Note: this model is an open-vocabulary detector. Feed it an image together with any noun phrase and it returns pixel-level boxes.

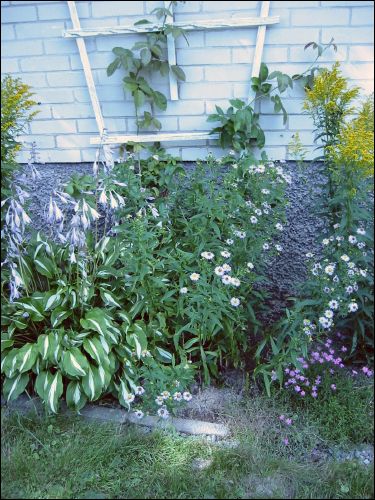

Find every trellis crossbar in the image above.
[64,1,279,149]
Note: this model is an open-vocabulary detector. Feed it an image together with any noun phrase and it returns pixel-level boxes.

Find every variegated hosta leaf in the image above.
[1,336,14,352]
[1,349,19,377]
[44,292,62,311]
[37,332,58,362]
[16,343,39,373]
[13,300,44,322]
[50,307,72,328]
[66,380,87,411]
[46,371,63,413]
[3,373,29,401]
[100,290,122,308]
[62,348,89,378]
[98,364,111,390]
[83,337,109,367]
[81,365,104,401]
[34,370,50,400]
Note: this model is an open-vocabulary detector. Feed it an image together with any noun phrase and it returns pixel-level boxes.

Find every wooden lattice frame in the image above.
[63,1,279,148]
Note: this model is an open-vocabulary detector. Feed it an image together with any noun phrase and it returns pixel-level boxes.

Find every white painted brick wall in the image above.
[1,0,374,162]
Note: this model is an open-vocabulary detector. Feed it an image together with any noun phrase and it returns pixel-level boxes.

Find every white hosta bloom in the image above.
[89,205,100,220]
[183,391,192,401]
[226,239,234,245]
[322,239,330,246]
[222,275,232,285]
[215,266,225,276]
[98,190,107,205]
[348,235,357,244]
[324,310,334,319]
[230,277,241,287]
[221,251,231,258]
[230,297,241,307]
[357,228,366,235]
[325,265,335,276]
[157,407,170,419]
[180,287,188,294]
[173,392,183,402]
[69,251,77,264]
[329,300,339,310]
[275,223,284,231]
[190,273,200,282]
[222,263,231,273]
[247,262,254,270]
[201,251,215,260]
[135,386,145,395]
[250,216,258,224]
[109,192,118,209]
[340,254,350,262]
[263,243,270,250]
[134,410,144,419]
[348,302,358,313]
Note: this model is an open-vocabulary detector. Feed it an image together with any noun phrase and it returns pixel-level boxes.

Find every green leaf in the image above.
[133,89,145,108]
[82,365,103,401]
[107,58,121,77]
[259,62,269,82]
[62,348,89,378]
[83,337,108,366]
[46,371,63,413]
[171,65,186,81]
[229,99,245,109]
[152,90,167,111]
[3,373,29,402]
[37,332,57,362]
[134,19,152,26]
[155,346,173,363]
[16,343,38,373]
[66,380,87,411]
[34,256,55,279]
[51,307,71,328]
[140,48,152,65]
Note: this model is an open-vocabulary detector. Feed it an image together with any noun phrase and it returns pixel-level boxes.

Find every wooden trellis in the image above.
[63,1,279,148]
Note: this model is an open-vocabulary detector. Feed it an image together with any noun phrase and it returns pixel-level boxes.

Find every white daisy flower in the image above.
[201,251,215,260]
[155,396,164,406]
[222,274,232,285]
[215,266,225,276]
[359,269,367,277]
[133,410,144,419]
[329,300,339,310]
[348,235,357,244]
[161,391,170,400]
[256,164,265,173]
[247,262,254,270]
[340,254,350,262]
[275,223,283,231]
[323,286,331,293]
[254,209,262,216]
[190,273,200,282]
[183,391,193,401]
[226,239,234,245]
[263,243,270,250]
[319,317,332,329]
[303,319,311,326]
[324,265,335,276]
[180,287,188,294]
[135,386,145,395]
[250,216,258,224]
[275,244,283,252]
[346,286,354,294]
[348,302,358,313]
[222,263,232,273]
[322,239,330,246]
[357,242,366,249]
[333,275,340,283]
[230,277,241,287]
[306,252,314,258]
[324,310,334,319]
[157,407,170,419]
[221,251,231,258]
[173,392,183,402]
[357,228,366,235]
[125,393,135,404]
[230,297,241,307]
[262,189,270,195]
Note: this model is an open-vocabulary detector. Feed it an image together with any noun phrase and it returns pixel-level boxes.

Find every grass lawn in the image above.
[1,372,374,499]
